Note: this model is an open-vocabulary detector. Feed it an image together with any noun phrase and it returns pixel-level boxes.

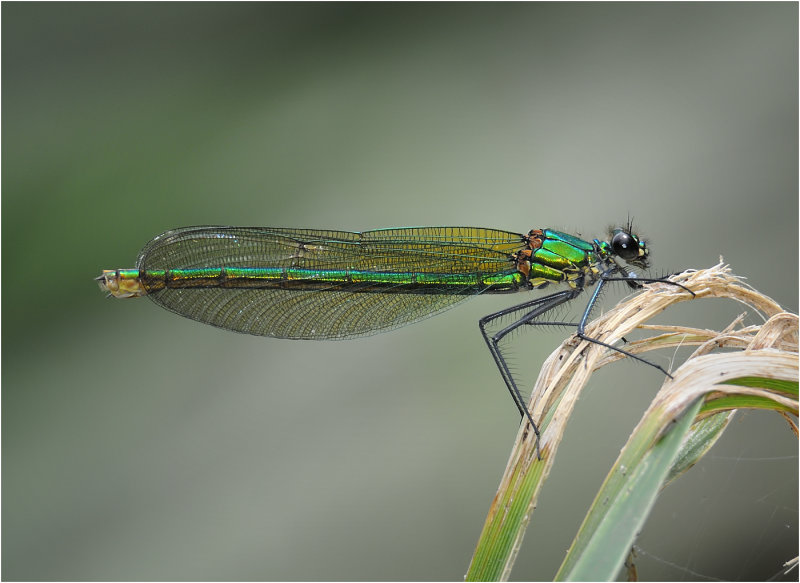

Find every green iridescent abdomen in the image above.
[123,267,527,295]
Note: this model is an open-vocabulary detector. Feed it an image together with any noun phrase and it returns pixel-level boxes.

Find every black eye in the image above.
[611,231,639,261]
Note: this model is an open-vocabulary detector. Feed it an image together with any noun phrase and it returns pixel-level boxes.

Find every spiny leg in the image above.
[572,273,695,377]
[602,273,695,295]
[479,289,581,459]
[510,272,695,442]
[479,273,693,458]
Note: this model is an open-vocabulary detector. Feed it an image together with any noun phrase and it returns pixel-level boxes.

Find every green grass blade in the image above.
[666,410,733,484]
[556,398,705,581]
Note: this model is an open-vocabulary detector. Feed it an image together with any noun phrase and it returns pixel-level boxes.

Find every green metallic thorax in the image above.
[522,229,601,289]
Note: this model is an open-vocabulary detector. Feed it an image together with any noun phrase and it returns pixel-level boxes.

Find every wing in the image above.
[137,226,526,339]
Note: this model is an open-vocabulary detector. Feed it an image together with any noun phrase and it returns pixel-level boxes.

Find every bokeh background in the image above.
[3,3,797,581]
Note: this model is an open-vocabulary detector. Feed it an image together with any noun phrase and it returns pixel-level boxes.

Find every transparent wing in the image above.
[137,226,526,339]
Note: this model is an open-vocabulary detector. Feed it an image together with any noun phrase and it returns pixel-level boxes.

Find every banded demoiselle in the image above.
[98,225,684,457]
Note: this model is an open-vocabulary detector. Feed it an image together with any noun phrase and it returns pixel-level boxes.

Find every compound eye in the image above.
[611,231,639,261]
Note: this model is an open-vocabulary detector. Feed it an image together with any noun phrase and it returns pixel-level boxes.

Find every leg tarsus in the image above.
[479,289,581,460]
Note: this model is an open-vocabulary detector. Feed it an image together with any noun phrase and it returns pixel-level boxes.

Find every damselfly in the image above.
[98,224,687,456]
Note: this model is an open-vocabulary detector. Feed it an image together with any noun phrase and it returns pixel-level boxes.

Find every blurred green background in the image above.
[3,3,797,581]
